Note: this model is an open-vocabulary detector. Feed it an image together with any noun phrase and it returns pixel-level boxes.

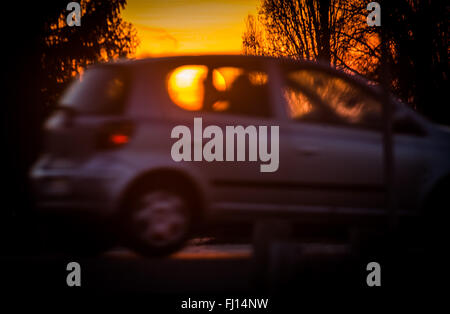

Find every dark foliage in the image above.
[243,0,449,125]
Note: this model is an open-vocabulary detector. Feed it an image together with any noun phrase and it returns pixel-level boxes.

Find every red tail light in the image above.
[109,133,130,145]
[97,120,135,149]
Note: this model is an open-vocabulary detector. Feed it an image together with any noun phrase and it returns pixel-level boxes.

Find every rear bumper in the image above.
[30,155,125,219]
[31,175,115,216]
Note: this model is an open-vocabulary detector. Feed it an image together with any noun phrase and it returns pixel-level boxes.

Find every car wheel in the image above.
[123,183,192,257]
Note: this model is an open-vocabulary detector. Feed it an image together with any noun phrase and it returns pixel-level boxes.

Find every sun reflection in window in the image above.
[167,65,227,111]
[167,65,208,111]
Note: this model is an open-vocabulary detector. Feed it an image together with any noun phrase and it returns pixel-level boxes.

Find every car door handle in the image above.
[296,146,319,156]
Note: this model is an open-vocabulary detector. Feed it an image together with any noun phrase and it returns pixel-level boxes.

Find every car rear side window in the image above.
[166,64,272,118]
[59,67,128,115]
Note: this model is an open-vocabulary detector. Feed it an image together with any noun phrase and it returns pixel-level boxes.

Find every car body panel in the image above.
[30,55,450,231]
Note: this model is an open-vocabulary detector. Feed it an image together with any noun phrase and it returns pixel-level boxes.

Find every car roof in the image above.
[91,54,383,97]
[92,54,328,69]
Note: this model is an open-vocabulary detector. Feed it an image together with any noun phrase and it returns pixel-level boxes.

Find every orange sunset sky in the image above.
[122,0,259,57]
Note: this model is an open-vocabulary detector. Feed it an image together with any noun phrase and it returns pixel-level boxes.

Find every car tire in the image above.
[121,180,193,257]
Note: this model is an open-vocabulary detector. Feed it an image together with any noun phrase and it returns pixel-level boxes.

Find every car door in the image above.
[163,59,291,210]
[280,66,385,213]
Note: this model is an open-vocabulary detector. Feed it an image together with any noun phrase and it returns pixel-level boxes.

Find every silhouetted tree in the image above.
[380,0,448,124]
[242,0,380,78]
[41,0,139,108]
[242,15,267,57]
[243,0,449,125]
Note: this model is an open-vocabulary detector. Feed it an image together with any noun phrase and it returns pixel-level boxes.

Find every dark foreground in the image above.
[1,234,441,311]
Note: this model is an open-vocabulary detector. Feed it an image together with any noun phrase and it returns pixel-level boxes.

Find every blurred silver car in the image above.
[30,55,450,256]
